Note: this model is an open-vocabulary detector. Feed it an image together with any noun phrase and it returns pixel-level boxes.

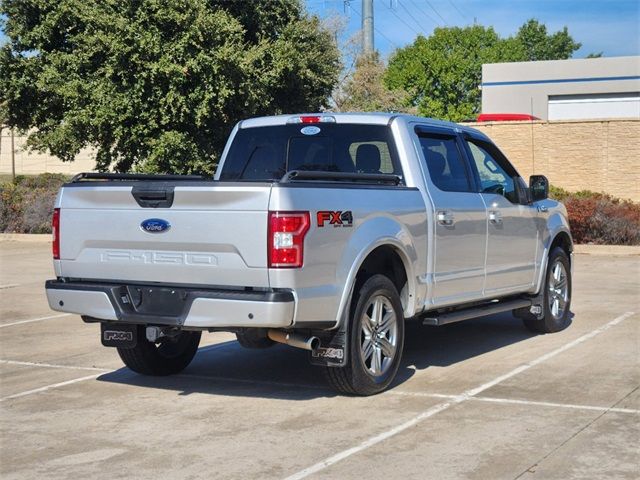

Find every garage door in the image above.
[548,92,640,120]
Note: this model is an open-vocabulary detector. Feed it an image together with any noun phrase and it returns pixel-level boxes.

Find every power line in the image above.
[448,0,468,21]
[397,1,431,34]
[379,1,421,36]
[407,0,441,26]
[425,0,447,25]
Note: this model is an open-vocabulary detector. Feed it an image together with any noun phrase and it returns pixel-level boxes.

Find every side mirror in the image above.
[529,175,549,201]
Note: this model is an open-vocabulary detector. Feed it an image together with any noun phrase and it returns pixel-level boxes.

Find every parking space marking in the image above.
[283,311,636,480]
[0,359,109,372]
[0,373,101,402]
[389,391,639,415]
[0,313,71,328]
[0,284,20,290]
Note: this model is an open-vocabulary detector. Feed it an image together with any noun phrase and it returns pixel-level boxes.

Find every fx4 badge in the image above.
[317,211,353,228]
[103,330,133,342]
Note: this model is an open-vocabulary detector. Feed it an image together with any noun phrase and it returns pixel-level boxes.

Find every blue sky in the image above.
[306,0,640,58]
[1,1,638,58]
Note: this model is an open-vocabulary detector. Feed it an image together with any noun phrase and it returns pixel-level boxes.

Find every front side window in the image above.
[418,134,473,193]
[465,140,519,203]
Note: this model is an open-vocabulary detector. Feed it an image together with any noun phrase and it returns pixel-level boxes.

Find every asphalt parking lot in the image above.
[0,238,638,479]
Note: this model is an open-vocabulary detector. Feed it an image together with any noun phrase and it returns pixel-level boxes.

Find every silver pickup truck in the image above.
[45,113,573,395]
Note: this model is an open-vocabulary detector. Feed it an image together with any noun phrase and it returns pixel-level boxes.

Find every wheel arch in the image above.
[336,238,417,326]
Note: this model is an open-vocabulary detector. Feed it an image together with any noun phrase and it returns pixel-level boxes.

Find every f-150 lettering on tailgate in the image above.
[100,250,218,266]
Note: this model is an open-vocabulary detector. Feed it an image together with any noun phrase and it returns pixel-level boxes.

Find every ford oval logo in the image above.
[140,218,171,234]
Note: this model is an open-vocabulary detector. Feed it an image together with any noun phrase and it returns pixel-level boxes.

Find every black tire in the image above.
[117,327,201,376]
[324,274,405,396]
[235,328,275,349]
[523,247,572,334]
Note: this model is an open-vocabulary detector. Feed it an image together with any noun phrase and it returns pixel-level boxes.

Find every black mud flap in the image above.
[101,323,138,349]
[309,326,348,368]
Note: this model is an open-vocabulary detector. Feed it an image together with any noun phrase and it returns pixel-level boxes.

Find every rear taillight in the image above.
[52,208,60,259]
[268,211,310,268]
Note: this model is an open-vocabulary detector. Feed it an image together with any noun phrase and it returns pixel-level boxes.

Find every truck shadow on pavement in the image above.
[97,311,570,400]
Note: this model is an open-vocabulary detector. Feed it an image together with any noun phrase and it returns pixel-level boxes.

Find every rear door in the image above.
[58,182,272,288]
[462,136,539,294]
[415,126,487,307]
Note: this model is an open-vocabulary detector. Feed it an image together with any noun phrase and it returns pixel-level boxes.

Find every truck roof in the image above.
[239,112,489,140]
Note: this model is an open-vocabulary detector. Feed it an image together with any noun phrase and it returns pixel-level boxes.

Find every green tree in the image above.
[515,19,581,61]
[385,25,509,121]
[385,20,582,122]
[0,0,340,174]
[334,52,411,113]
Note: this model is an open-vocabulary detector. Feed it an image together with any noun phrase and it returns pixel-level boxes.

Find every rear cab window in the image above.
[219,124,402,181]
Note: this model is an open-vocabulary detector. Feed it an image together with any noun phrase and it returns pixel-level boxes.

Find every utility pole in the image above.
[362,0,374,54]
[10,128,15,182]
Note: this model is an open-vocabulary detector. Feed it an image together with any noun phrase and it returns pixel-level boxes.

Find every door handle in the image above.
[437,211,455,226]
[489,211,502,225]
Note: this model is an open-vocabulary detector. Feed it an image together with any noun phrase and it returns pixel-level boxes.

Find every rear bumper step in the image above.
[422,298,532,326]
[45,280,295,328]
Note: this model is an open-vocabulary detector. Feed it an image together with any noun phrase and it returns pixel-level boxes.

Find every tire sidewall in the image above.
[348,275,405,393]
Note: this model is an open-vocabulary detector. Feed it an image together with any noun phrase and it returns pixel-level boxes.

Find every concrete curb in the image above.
[0,233,51,242]
[573,245,640,256]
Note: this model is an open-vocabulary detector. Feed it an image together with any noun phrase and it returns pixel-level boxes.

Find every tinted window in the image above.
[220,124,401,181]
[465,140,518,203]
[418,135,472,192]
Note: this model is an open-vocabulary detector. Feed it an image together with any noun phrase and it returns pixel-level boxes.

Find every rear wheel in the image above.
[117,328,201,376]
[523,247,572,333]
[324,275,404,395]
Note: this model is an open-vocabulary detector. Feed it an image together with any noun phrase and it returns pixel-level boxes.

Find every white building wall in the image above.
[482,56,640,120]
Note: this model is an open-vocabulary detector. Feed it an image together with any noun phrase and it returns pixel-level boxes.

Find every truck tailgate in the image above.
[57,183,271,288]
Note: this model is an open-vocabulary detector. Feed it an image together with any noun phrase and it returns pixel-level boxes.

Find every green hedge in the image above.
[1,174,639,245]
[0,174,70,233]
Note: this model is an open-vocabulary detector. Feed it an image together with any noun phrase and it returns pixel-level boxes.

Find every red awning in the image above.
[477,113,540,122]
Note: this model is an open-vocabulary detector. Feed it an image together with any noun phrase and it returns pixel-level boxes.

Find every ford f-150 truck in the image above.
[45,113,573,395]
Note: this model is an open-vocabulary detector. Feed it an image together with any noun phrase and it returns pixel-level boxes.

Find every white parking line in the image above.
[0,374,101,402]
[0,284,20,290]
[0,313,71,328]
[0,359,109,372]
[389,391,640,415]
[470,395,640,415]
[283,311,636,480]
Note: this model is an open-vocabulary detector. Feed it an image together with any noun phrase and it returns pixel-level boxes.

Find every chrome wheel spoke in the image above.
[372,298,383,325]
[362,316,374,337]
[378,311,394,334]
[378,337,395,358]
[371,347,382,375]
[361,338,374,362]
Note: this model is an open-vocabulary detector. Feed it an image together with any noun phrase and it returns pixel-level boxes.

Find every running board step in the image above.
[422,299,532,326]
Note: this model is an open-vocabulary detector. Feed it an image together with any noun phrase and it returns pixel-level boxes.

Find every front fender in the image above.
[335,215,420,326]
[534,203,573,293]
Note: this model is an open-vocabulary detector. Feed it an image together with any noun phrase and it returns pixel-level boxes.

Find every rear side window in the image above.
[219,124,401,181]
[418,134,473,192]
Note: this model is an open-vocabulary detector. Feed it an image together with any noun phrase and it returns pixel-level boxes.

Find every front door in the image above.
[416,128,487,307]
[463,137,539,295]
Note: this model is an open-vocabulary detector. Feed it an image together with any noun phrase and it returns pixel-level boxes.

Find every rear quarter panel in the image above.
[268,185,427,326]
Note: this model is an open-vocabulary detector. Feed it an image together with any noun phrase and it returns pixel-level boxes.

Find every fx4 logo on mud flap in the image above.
[317,211,353,228]
[103,330,133,342]
[312,347,344,360]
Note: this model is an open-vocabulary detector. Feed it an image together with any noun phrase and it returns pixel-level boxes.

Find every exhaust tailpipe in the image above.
[268,330,320,351]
